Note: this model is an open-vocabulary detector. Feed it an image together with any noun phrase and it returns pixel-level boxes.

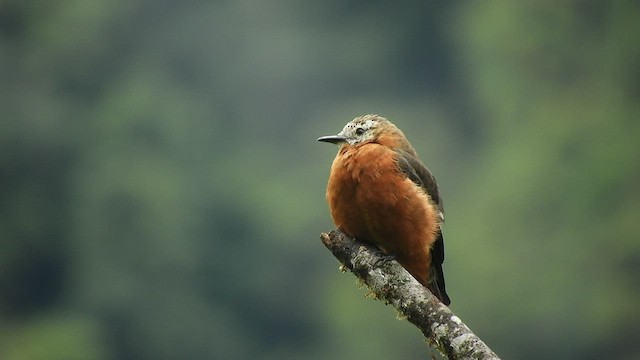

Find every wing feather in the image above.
[395,149,450,305]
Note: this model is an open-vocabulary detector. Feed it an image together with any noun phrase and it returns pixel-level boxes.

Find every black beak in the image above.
[317,135,347,144]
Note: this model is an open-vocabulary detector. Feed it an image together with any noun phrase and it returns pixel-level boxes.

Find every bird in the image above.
[318,114,450,305]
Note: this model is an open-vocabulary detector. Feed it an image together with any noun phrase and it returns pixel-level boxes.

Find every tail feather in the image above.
[429,231,450,305]
[429,262,450,305]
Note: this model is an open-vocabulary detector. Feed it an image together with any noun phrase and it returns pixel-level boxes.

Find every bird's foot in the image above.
[373,253,397,267]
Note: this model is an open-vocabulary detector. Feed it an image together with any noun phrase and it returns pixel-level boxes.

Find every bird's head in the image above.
[317,114,401,147]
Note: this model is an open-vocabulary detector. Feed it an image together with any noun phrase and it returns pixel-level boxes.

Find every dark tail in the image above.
[429,231,450,305]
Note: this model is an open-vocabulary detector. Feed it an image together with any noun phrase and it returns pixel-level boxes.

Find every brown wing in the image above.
[396,150,450,305]
[395,150,444,216]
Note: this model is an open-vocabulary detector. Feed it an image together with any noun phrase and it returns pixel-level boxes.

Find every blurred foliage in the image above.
[1,1,638,359]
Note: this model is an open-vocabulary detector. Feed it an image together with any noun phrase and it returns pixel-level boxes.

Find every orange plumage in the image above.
[318,114,450,305]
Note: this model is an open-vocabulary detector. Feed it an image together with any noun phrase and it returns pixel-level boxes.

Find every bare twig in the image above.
[320,230,500,360]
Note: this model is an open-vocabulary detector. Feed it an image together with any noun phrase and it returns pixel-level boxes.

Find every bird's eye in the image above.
[355,127,365,135]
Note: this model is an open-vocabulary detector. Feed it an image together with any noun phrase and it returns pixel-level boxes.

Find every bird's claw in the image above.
[373,253,396,267]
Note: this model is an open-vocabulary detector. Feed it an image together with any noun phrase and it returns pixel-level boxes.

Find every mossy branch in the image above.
[320,230,500,360]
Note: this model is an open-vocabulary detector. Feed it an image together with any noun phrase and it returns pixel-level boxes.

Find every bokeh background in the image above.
[1,1,639,359]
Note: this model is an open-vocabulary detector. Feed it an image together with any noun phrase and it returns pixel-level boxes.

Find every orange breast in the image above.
[326,143,439,286]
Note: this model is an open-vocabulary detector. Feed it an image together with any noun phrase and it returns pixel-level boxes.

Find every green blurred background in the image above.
[1,1,638,359]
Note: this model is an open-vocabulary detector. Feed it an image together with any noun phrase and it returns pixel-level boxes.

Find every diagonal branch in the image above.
[320,230,500,360]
